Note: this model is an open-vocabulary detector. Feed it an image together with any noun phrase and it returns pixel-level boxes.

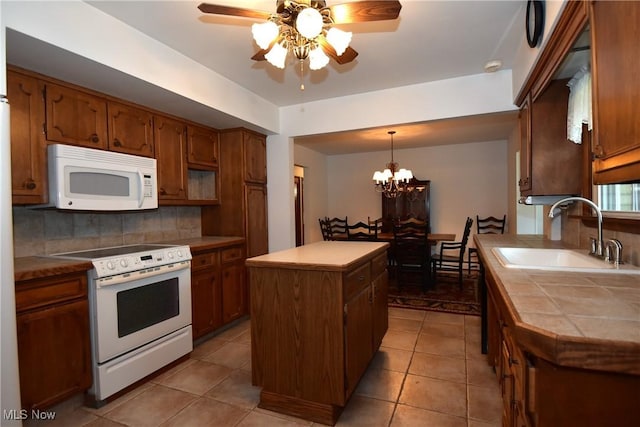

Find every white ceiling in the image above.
[6,0,526,154]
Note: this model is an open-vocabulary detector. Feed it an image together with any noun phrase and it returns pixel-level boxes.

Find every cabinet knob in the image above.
[91,134,100,143]
[25,180,36,190]
[159,188,166,195]
[113,138,121,147]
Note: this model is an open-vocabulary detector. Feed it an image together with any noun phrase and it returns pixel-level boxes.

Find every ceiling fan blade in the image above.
[197,3,272,20]
[251,49,268,61]
[317,36,359,64]
[328,0,402,24]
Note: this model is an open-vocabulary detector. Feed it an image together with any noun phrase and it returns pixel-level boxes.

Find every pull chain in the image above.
[299,59,305,91]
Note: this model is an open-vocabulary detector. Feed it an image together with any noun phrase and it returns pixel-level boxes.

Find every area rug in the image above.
[388,272,480,316]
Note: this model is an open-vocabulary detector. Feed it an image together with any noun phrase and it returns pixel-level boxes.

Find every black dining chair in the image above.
[393,219,430,290]
[467,215,506,273]
[327,216,348,240]
[347,220,374,241]
[318,217,332,241]
[431,217,473,290]
[368,216,383,239]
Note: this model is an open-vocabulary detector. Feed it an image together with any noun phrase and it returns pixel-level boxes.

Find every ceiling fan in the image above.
[197,1,402,71]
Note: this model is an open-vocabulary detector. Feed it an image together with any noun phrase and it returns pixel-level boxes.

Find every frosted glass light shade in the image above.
[252,21,279,49]
[296,7,323,39]
[265,43,287,68]
[326,27,352,56]
[309,47,330,70]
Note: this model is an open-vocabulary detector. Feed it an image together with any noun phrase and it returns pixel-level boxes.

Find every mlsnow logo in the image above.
[3,409,56,420]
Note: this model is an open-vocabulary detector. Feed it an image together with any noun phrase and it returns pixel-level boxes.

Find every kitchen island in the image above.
[246,241,389,425]
[476,234,640,427]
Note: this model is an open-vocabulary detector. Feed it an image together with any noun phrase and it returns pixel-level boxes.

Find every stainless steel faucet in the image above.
[605,239,623,266]
[548,196,604,258]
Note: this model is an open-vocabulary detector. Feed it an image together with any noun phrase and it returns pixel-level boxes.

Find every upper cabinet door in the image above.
[44,83,107,150]
[243,132,267,184]
[187,124,219,169]
[155,115,188,200]
[7,71,47,204]
[591,1,640,184]
[107,101,154,157]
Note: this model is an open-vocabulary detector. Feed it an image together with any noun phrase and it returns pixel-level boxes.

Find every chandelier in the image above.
[251,1,353,71]
[373,131,417,199]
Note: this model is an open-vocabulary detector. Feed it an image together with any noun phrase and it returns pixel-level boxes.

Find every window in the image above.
[597,183,640,218]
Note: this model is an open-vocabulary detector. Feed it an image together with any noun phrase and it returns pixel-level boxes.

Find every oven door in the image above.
[92,261,191,363]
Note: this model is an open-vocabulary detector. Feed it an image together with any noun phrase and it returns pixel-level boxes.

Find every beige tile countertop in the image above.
[476,234,640,374]
[246,241,389,271]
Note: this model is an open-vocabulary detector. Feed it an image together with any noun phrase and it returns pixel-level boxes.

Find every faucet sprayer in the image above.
[548,196,604,257]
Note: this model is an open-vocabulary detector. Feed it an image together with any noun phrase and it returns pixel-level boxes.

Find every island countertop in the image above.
[245,241,389,271]
[476,234,640,374]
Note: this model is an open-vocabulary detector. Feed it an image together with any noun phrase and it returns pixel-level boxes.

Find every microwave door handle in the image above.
[137,170,145,208]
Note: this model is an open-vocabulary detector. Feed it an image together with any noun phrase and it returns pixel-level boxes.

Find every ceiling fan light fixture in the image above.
[326,27,352,56]
[252,21,279,49]
[265,42,288,68]
[309,46,330,70]
[296,7,324,39]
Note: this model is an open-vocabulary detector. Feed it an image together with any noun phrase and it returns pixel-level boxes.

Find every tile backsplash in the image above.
[553,205,640,266]
[12,206,202,258]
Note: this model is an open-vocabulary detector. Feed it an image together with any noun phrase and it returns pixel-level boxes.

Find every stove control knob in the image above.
[106,261,115,270]
[120,259,128,268]
[177,250,184,258]
[167,252,174,259]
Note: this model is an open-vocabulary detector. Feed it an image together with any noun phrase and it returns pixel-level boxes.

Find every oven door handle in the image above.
[95,261,190,287]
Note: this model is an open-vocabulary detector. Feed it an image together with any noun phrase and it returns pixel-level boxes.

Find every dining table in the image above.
[332,232,456,287]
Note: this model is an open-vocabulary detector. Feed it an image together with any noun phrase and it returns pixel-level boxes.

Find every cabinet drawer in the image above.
[16,273,87,313]
[371,252,388,277]
[191,251,219,272]
[344,263,370,301]
[221,246,244,263]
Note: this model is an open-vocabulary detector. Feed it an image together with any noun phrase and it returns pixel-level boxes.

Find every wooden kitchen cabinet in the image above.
[187,124,219,169]
[221,246,247,324]
[155,115,188,201]
[190,243,247,340]
[7,69,48,204]
[107,101,154,157]
[242,131,267,183]
[590,1,640,184]
[247,242,389,425]
[485,264,639,427]
[190,251,222,339]
[202,128,268,257]
[15,271,92,410]
[521,79,583,197]
[44,82,108,149]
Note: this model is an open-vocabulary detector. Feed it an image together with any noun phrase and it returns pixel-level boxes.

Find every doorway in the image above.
[294,166,305,247]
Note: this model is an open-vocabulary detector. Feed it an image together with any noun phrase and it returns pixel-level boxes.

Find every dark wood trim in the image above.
[515,0,589,106]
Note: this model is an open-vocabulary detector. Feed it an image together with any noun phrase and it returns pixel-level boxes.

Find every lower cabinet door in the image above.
[17,299,92,409]
[344,285,373,398]
[222,261,247,324]
[191,269,221,339]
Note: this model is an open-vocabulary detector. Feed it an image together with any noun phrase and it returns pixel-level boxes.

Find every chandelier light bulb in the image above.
[252,21,279,49]
[326,27,352,56]
[309,46,330,70]
[296,7,323,40]
[265,42,288,69]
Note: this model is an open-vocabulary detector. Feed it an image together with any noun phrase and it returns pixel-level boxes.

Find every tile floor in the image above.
[26,308,502,427]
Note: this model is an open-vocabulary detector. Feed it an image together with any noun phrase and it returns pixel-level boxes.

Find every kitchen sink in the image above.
[491,247,640,274]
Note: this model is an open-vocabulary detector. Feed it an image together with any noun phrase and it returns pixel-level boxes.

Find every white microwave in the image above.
[41,144,158,211]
